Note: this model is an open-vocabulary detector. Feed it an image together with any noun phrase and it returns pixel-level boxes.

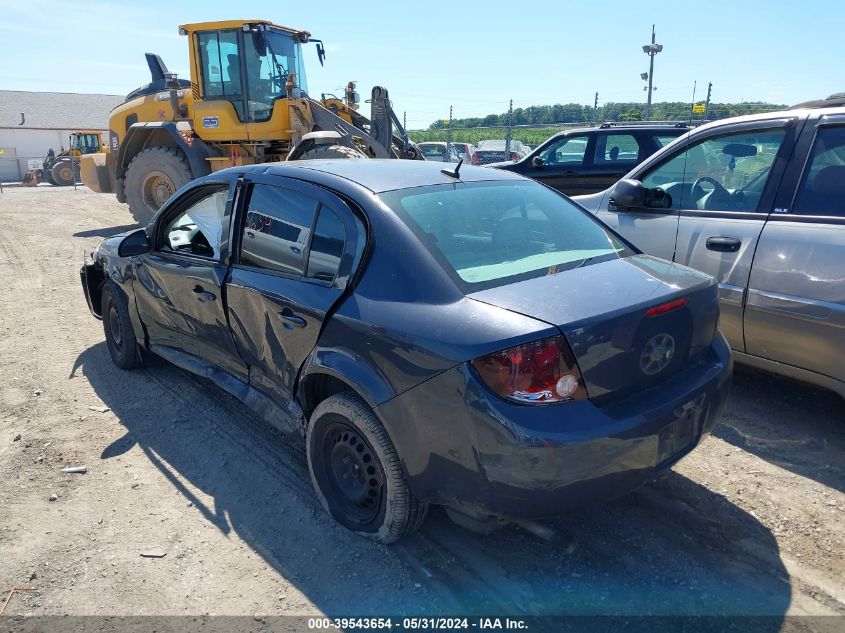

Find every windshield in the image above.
[243,28,308,121]
[379,181,633,291]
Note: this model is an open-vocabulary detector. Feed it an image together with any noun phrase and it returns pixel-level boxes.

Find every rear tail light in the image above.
[471,335,587,404]
[471,154,481,165]
[646,297,687,317]
[509,152,520,161]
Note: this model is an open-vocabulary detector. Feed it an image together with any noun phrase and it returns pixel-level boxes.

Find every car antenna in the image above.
[441,158,463,180]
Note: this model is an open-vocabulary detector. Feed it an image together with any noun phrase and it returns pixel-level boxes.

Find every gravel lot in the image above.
[1,186,843,621]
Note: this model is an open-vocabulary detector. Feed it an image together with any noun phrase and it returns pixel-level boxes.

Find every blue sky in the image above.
[0,0,838,128]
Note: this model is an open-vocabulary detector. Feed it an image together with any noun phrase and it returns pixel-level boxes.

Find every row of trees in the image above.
[425,101,787,130]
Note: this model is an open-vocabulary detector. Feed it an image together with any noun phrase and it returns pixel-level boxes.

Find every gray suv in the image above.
[575,96,845,398]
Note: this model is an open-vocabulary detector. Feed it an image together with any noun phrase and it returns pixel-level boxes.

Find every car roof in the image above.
[547,123,687,138]
[238,159,526,193]
[686,106,845,137]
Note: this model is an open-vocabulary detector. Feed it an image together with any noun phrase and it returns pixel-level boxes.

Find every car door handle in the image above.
[277,308,306,329]
[290,246,301,254]
[706,237,741,253]
[192,285,216,302]
[246,230,255,238]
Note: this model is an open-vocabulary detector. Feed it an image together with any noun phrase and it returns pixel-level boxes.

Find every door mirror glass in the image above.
[118,229,150,257]
[610,179,645,208]
[532,156,543,168]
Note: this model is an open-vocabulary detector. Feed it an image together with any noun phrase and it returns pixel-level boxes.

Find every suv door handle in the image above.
[706,237,741,253]
[192,285,216,302]
[277,307,306,329]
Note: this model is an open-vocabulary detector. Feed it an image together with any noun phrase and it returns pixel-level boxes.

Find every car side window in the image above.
[640,128,787,211]
[540,136,588,166]
[307,207,346,282]
[594,133,640,165]
[161,188,228,260]
[240,184,319,275]
[792,126,845,217]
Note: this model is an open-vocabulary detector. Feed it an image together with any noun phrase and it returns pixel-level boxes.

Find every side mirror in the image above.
[118,229,150,257]
[610,179,645,208]
[532,156,543,168]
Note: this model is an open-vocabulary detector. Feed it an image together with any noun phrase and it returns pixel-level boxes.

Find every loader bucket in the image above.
[79,153,114,193]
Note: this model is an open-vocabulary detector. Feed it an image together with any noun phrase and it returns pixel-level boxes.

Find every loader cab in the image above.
[185,20,310,134]
[70,132,103,155]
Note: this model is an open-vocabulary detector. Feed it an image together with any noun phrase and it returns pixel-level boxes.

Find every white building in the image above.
[0,90,123,181]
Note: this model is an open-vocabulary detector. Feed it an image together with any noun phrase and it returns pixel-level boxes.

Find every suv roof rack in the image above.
[599,122,615,128]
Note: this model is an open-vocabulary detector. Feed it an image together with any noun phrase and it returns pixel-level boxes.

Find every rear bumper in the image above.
[376,334,732,519]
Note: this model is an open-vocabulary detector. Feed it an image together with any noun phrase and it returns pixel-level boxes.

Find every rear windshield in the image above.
[379,181,634,291]
[419,145,446,157]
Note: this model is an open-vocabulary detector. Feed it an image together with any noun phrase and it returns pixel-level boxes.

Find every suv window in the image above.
[653,134,680,148]
[540,135,588,166]
[641,128,787,211]
[594,133,640,164]
[793,126,845,217]
[240,184,319,275]
[162,188,228,259]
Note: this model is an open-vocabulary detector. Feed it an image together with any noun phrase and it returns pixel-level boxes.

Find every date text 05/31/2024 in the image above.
[307,617,528,630]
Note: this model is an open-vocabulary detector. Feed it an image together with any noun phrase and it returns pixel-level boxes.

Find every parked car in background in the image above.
[451,142,476,163]
[81,160,731,543]
[472,139,530,164]
[492,123,688,196]
[575,96,845,398]
[418,142,461,163]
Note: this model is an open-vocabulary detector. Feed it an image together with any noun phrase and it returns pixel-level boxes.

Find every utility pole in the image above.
[689,81,697,125]
[505,99,513,156]
[704,82,713,120]
[592,92,599,125]
[403,111,407,131]
[446,105,452,151]
[642,25,663,120]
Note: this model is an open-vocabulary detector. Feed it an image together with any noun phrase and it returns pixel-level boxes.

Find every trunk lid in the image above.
[468,255,720,402]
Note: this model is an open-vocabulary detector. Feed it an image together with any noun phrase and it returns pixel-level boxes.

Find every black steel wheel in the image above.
[319,419,386,525]
[101,281,143,370]
[307,393,427,543]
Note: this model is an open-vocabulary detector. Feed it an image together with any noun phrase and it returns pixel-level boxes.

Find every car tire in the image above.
[307,392,427,543]
[50,160,76,186]
[125,147,193,225]
[101,281,143,370]
[296,144,367,160]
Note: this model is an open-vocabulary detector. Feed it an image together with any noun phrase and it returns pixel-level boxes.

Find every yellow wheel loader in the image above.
[43,131,105,186]
[80,19,421,224]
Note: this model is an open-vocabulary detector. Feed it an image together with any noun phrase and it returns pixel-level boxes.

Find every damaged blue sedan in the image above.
[81,160,731,543]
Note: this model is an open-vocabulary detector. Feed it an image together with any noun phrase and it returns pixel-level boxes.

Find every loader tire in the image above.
[125,147,193,225]
[296,144,367,160]
[51,160,76,187]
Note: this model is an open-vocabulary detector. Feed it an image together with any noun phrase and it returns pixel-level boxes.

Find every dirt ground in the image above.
[1,186,843,621]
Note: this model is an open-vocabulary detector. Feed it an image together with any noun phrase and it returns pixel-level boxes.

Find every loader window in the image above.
[198,30,246,120]
[242,28,308,123]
